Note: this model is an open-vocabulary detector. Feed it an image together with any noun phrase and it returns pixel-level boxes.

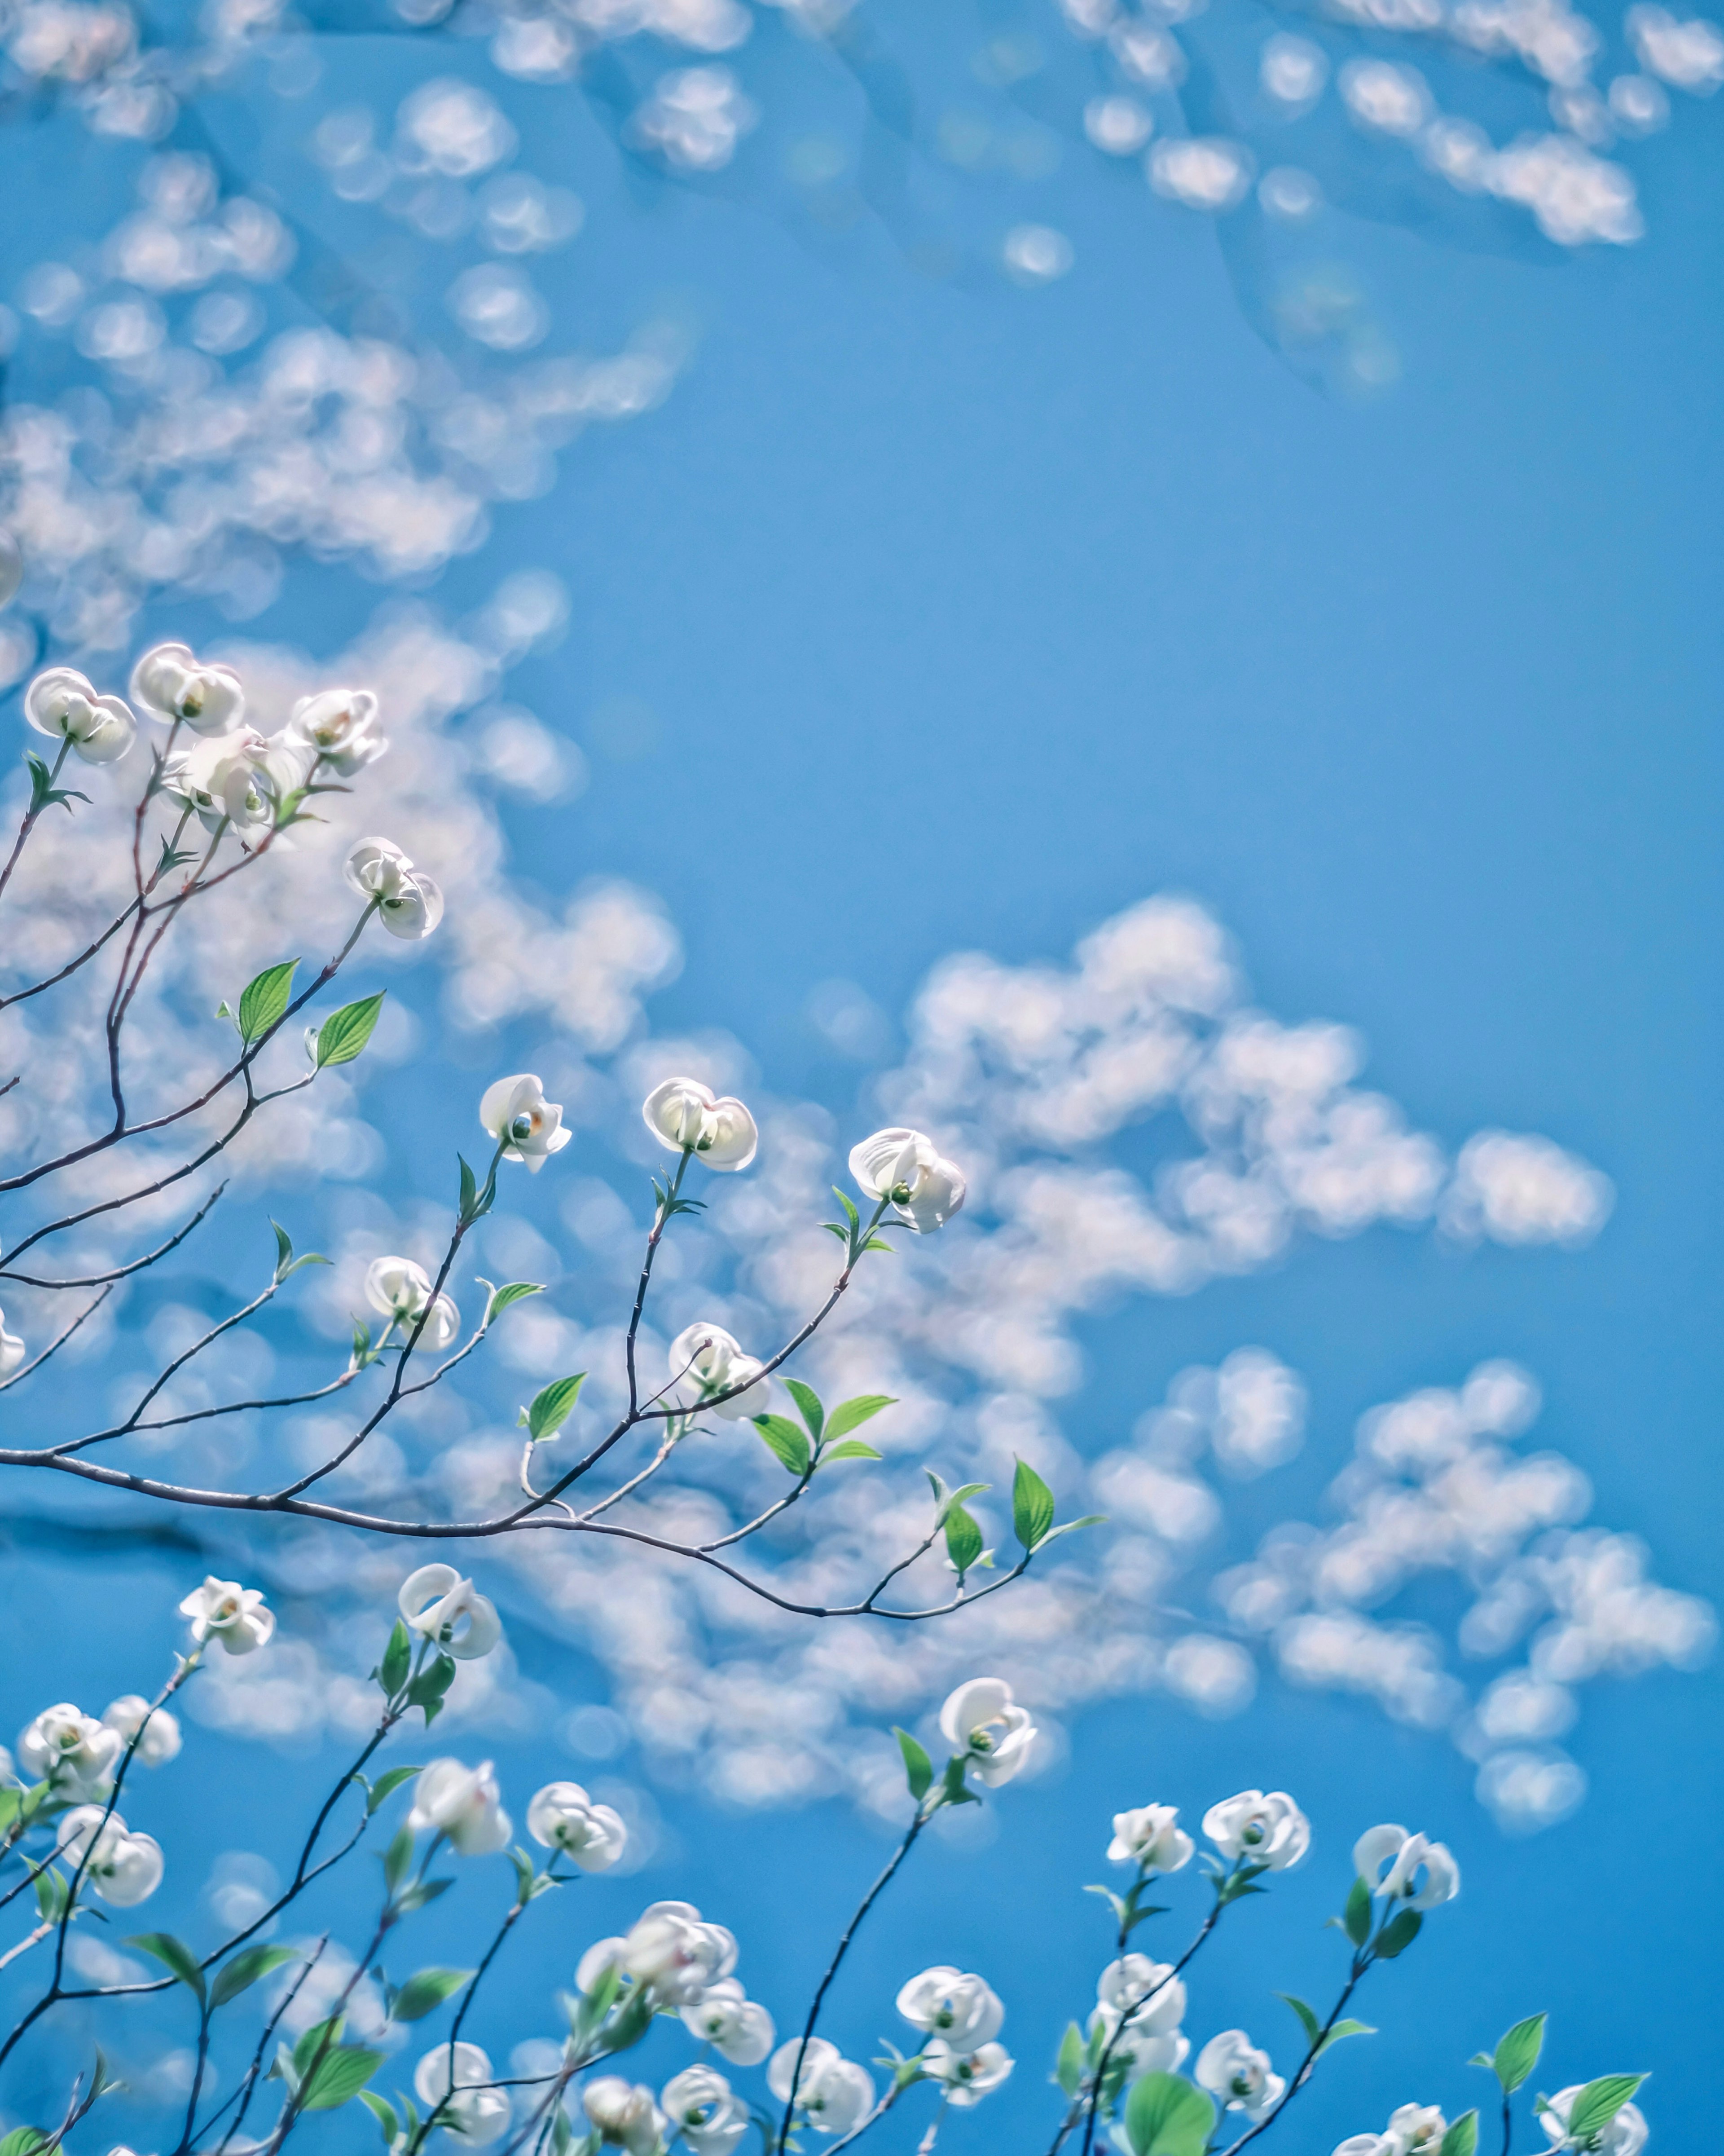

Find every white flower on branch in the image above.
[895,1966,1005,2050]
[129,641,246,736]
[398,1564,503,1660]
[1352,1825,1461,1910]
[178,1576,275,1655]
[661,2066,749,2156]
[1201,1789,1311,1869]
[938,1677,1038,1786]
[161,727,277,833]
[1107,1803,1194,1873]
[1335,2104,1452,2156]
[1087,2008,1187,2077]
[923,2038,1013,2106]
[364,1257,461,1349]
[525,1780,628,1869]
[17,1703,122,1796]
[101,1695,182,1766]
[1196,2031,1285,2123]
[669,1321,769,1420]
[642,1076,759,1170]
[55,1804,164,1905]
[1540,2086,1649,2155]
[617,1899,738,2005]
[766,2039,874,2134]
[407,1757,512,1855]
[0,1310,24,1377]
[582,2077,664,2154]
[848,1127,966,1233]
[343,835,446,940]
[480,1071,572,1173]
[1095,1954,1187,2033]
[23,666,136,765]
[680,1977,775,2064]
[413,2040,511,2144]
[285,686,389,775]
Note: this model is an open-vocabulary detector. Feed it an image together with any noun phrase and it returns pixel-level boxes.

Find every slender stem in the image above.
[0,737,71,904]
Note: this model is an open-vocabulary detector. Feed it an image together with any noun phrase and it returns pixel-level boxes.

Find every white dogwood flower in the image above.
[1086,2010,1187,2078]
[681,1978,775,2064]
[101,1697,182,1767]
[1095,1955,1186,2034]
[398,1565,502,1660]
[767,2040,874,2135]
[923,2039,1013,2107]
[1353,1826,1461,1910]
[582,2079,662,2154]
[1108,1804,1195,1873]
[526,1782,628,1871]
[343,836,445,939]
[848,1127,966,1232]
[179,1577,275,1655]
[616,1900,737,2006]
[479,1072,571,1173]
[364,1257,460,1349]
[1202,1790,1311,1869]
[1384,2104,1450,2153]
[24,666,136,764]
[895,1967,1005,2050]
[407,1759,512,1856]
[1196,2032,1285,2123]
[286,687,388,775]
[1540,2087,1648,2155]
[56,1806,164,1906]
[661,2065,749,2156]
[17,1705,122,1796]
[414,2041,511,2144]
[938,1677,1038,1786]
[642,1076,758,1170]
[160,727,277,833]
[129,642,245,734]
[0,1311,24,1377]
[669,1321,769,1420]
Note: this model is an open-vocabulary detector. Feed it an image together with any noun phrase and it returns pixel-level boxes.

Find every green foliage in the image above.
[33,1869,68,1923]
[270,1221,327,1284]
[1439,2113,1479,2156]
[313,992,385,1068]
[126,1932,205,2002]
[783,1379,824,1440]
[237,959,299,1046]
[390,1967,474,2023]
[405,1652,457,1726]
[359,2091,400,2148]
[1344,1876,1374,1947]
[1012,1457,1056,1551]
[457,1151,500,1226]
[300,2044,387,2111]
[1480,2014,1547,2095]
[0,2126,49,2156]
[26,751,88,818]
[1562,2076,1648,2143]
[210,1944,300,2010]
[382,1828,414,1899]
[484,1281,543,1323]
[752,1414,812,1476]
[523,1373,586,1442]
[1123,2072,1216,2156]
[365,1766,422,1817]
[894,1728,933,1801]
[819,1439,882,1466]
[376,1622,412,1700]
[1056,2021,1086,2099]
[1375,1908,1423,1959]
[943,1502,985,1578]
[824,1394,895,1441]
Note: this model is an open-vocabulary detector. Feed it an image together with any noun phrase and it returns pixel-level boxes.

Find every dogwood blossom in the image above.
[1087,2011,1188,2077]
[23,667,136,764]
[128,642,245,735]
[397,1565,503,1660]
[1196,2031,1285,2123]
[1108,1803,1195,1872]
[617,1900,738,2005]
[938,1677,1038,1786]
[582,2079,663,2154]
[923,2039,1014,2107]
[642,1076,759,1170]
[285,687,388,775]
[17,1704,122,1795]
[767,2039,874,2134]
[364,1258,460,1349]
[413,2041,511,2144]
[1353,1825,1461,1910]
[681,1978,775,2064]
[895,1967,1005,2050]
[1335,2105,1451,2156]
[526,1781,629,1870]
[161,727,306,833]
[0,1311,24,1378]
[669,1321,770,1420]
[1096,1955,1187,2034]
[407,1759,512,1855]
[101,1697,182,1767]
[848,1127,967,1232]
[1202,1790,1311,1869]
[661,2066,750,2156]
[343,836,445,939]
[1539,2087,1649,2155]
[179,1577,275,1655]
[479,1072,572,1172]
[56,1806,164,1905]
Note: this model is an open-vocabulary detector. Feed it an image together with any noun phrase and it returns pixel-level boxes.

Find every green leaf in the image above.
[1439,2113,1478,2156]
[1011,1457,1056,1551]
[366,1765,422,1817]
[1375,1908,1423,1959]
[293,2016,344,2078]
[313,992,385,1069]
[1492,2014,1548,2095]
[1564,2077,1648,2143]
[237,959,300,1047]
[127,1932,206,2002]
[1028,1514,1108,1549]
[485,1281,544,1323]
[1056,2021,1085,2099]
[33,1869,68,1923]
[940,1754,981,1808]
[1321,2020,1377,2054]
[1278,1994,1322,2050]
[1123,2072,1217,2156]
[783,1378,824,1441]
[301,2046,387,2110]
[378,1622,412,1700]
[0,2128,49,2156]
[752,1413,812,1477]
[943,1502,985,1577]
[525,1373,586,1442]
[391,1966,475,2023]
[833,1187,860,1231]
[210,1944,300,2010]
[818,1438,882,1466]
[458,1155,479,1221]
[392,1878,452,1917]
[1344,1876,1373,1947]
[824,1393,896,1442]
[405,1653,457,1728]
[359,2090,400,2147]
[383,1826,414,1897]
[894,1728,933,1802]
[26,751,88,816]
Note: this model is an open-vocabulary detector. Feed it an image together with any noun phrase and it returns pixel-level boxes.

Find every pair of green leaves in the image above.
[370,1623,457,1725]
[272,2015,385,2112]
[822,1186,896,1265]
[1279,1993,1376,2059]
[935,1459,1104,1587]
[890,1732,980,1814]
[129,1933,299,2011]
[384,1966,473,2024]
[1472,2013,1547,2094]
[25,751,89,820]
[222,958,384,1068]
[752,1380,891,1478]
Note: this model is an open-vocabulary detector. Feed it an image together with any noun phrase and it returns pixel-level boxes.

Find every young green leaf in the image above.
[1278,1994,1322,2050]
[237,959,300,1047]
[1320,2019,1377,2054]
[1025,1514,1107,1550]
[458,1155,479,1221]
[1563,2077,1648,2143]
[365,1765,422,1817]
[484,1281,544,1323]
[1491,2014,1548,2095]
[1343,1876,1373,1947]
[894,1728,933,1802]
[1375,1908,1423,1959]
[823,1393,896,1442]
[1011,1457,1056,1551]
[405,1653,457,1727]
[391,1878,453,1917]
[359,2090,400,2148]
[817,1438,882,1466]
[300,2046,387,2110]
[1122,2070,1217,2156]
[390,1967,475,2022]
[313,992,385,1069]
[378,1622,412,1700]
[1438,2113,1478,2156]
[382,1826,414,1898]
[943,1502,985,1577]
[126,1932,207,2002]
[0,2128,49,2156]
[1056,2022,1085,2099]
[752,1414,812,1477]
[33,1870,68,1923]
[210,1944,300,2010]
[524,1373,586,1442]
[783,1378,824,1441]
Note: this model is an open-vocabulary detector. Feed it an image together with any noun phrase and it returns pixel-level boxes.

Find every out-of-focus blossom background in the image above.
[0,0,1719,2140]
